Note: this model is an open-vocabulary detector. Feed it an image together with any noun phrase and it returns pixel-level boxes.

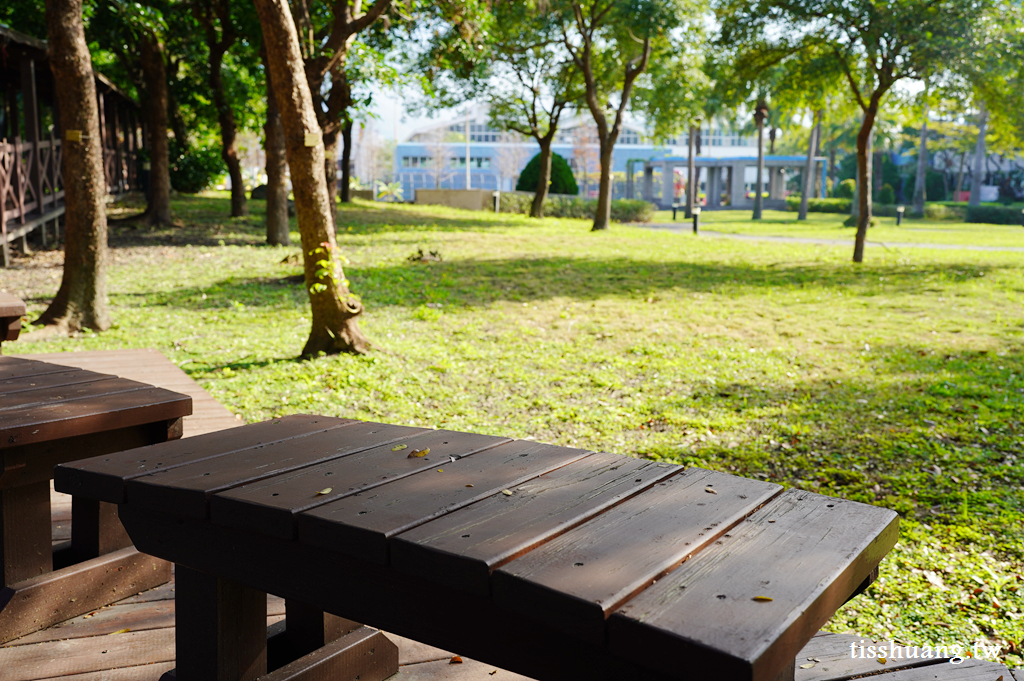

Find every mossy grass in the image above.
[7,192,1023,664]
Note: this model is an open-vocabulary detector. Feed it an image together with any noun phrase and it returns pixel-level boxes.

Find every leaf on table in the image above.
[502,489,513,496]
[109,628,131,635]
[408,448,429,458]
[705,487,718,495]
[449,656,463,664]
[465,484,474,487]
[392,444,408,451]
[799,663,816,669]
[752,596,773,602]
[878,657,887,664]
[317,488,333,495]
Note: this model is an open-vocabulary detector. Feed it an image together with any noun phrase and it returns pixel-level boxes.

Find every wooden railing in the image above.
[1,136,139,264]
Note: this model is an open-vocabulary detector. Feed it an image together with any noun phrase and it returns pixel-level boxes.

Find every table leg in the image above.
[284,598,360,658]
[771,659,796,681]
[175,564,268,681]
[71,497,132,562]
[1,481,52,586]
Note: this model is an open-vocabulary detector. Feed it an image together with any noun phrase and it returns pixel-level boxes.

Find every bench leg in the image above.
[71,498,132,562]
[772,658,795,681]
[175,564,268,681]
[1,481,52,586]
[284,598,360,658]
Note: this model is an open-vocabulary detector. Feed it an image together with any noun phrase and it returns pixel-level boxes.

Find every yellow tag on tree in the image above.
[65,130,83,142]
[304,132,321,147]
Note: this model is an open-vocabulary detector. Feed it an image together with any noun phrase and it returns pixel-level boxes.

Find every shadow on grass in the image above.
[124,255,1009,312]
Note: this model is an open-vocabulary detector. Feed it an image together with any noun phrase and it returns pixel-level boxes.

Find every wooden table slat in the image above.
[607,489,900,681]
[491,468,782,644]
[0,358,81,382]
[390,453,682,597]
[54,414,351,504]
[0,387,192,449]
[0,293,26,319]
[296,441,594,565]
[126,421,423,519]
[209,430,512,540]
[0,376,143,412]
[0,368,116,396]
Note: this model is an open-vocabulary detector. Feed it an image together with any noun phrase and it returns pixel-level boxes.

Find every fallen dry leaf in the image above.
[408,448,430,458]
[799,663,816,669]
[752,596,773,602]
[502,489,513,496]
[109,628,131,635]
[878,658,887,664]
[449,656,463,664]
[317,488,332,495]
[465,484,474,488]
[705,487,718,495]
[392,444,408,451]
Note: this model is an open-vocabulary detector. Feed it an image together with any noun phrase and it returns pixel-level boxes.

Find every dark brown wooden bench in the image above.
[0,293,26,352]
[0,355,192,643]
[54,414,901,681]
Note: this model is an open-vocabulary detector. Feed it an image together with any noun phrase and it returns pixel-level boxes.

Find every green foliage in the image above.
[966,205,1024,225]
[834,179,856,199]
[906,169,949,202]
[784,197,852,213]
[170,141,225,194]
[924,204,967,220]
[877,183,895,205]
[499,193,654,222]
[516,153,578,195]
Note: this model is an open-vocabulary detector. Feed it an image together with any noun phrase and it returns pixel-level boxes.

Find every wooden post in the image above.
[284,598,358,659]
[174,564,268,681]
[20,58,41,255]
[1,481,53,586]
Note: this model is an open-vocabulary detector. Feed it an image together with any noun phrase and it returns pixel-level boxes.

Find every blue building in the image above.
[393,105,762,202]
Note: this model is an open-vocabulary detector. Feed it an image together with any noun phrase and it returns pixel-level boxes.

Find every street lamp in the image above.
[692,206,701,234]
[896,205,905,226]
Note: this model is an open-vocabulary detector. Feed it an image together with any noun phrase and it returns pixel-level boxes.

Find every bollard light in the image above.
[896,205,905,226]
[692,206,702,234]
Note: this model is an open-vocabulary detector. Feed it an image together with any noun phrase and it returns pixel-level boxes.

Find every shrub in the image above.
[170,141,225,194]
[966,205,1024,225]
[516,152,578,195]
[499,192,655,222]
[924,204,966,220]
[906,169,948,202]
[834,178,856,199]
[784,196,852,213]
[877,183,895,205]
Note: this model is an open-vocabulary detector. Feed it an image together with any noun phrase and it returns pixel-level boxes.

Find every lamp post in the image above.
[896,205,905,226]
[692,206,701,234]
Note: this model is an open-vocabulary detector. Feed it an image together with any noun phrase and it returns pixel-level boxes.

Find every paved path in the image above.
[643,223,1024,253]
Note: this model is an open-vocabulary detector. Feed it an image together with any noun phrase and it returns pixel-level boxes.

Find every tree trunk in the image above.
[591,138,613,231]
[913,104,928,215]
[531,135,554,218]
[139,34,172,225]
[829,146,836,193]
[340,119,352,202]
[323,126,339,222]
[853,104,878,263]
[798,110,821,221]
[263,52,289,246]
[968,101,987,206]
[255,0,368,356]
[753,109,765,220]
[768,127,776,154]
[686,125,696,218]
[207,42,247,217]
[167,59,189,147]
[37,0,110,331]
[955,152,966,198]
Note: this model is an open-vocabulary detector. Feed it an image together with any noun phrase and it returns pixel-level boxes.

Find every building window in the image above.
[402,156,432,168]
[453,156,492,168]
[620,129,639,145]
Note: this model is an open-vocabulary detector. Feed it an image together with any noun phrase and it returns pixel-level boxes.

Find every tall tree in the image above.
[488,5,582,218]
[262,47,289,246]
[193,0,248,217]
[37,0,110,331]
[912,94,930,215]
[718,0,980,262]
[255,0,368,355]
[752,100,768,219]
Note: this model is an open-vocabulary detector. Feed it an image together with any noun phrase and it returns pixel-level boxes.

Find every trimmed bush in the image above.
[499,192,655,222]
[966,205,1024,225]
[877,183,895,205]
[924,204,966,220]
[784,196,852,213]
[834,179,855,199]
[906,169,948,202]
[516,152,579,195]
[170,141,225,194]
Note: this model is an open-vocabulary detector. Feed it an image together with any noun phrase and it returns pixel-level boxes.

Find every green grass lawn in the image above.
[6,193,1024,665]
[651,208,1024,249]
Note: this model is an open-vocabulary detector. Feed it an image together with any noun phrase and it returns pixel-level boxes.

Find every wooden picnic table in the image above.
[0,355,192,643]
[54,414,899,681]
[0,293,26,350]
